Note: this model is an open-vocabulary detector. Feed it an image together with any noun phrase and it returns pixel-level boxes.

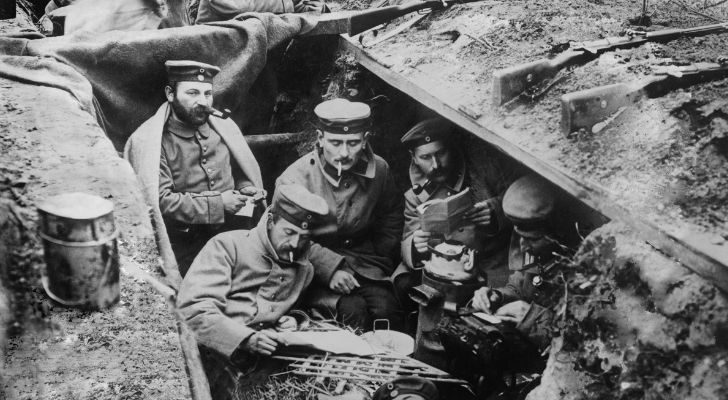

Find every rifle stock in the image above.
[560,80,653,135]
[492,51,587,105]
[561,62,728,134]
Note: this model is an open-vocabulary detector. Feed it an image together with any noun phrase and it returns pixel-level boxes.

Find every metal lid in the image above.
[37,192,114,220]
[425,242,476,282]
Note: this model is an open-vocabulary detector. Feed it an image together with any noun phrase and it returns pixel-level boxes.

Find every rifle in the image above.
[304,0,478,37]
[493,23,728,105]
[561,62,728,134]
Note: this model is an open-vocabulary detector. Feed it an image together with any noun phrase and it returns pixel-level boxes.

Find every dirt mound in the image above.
[529,222,728,399]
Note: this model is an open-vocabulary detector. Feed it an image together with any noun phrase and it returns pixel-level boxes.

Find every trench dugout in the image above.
[0,8,607,399]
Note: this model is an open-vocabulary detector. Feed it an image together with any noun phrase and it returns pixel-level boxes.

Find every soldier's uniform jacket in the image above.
[276,148,403,284]
[160,116,255,227]
[497,233,561,350]
[399,150,513,278]
[176,213,314,359]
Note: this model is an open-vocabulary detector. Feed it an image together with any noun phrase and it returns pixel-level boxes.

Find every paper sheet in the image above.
[278,331,379,356]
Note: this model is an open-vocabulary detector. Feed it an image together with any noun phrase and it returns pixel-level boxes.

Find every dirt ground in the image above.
[0,73,189,399]
[351,0,728,266]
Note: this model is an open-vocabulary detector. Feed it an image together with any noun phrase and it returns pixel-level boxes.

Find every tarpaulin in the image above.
[0,12,321,283]
[0,12,318,149]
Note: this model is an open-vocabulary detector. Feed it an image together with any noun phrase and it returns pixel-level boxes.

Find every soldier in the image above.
[394,118,515,315]
[472,174,573,350]
[125,60,265,276]
[194,0,328,24]
[177,184,333,396]
[276,98,404,332]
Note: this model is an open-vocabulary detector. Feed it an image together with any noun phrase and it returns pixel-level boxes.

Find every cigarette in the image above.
[289,251,294,263]
[337,161,342,177]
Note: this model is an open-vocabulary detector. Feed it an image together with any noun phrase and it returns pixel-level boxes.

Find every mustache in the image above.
[427,168,446,178]
[335,158,352,164]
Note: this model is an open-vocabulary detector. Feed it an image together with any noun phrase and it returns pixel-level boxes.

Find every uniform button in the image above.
[210,180,215,186]
[459,227,464,232]
[279,276,284,282]
[203,146,208,152]
[202,158,207,164]
[344,239,351,247]
[447,192,452,196]
[344,182,351,189]
[207,168,212,173]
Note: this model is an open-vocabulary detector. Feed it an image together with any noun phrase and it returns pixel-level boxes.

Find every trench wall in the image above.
[0,76,190,399]
[529,222,728,400]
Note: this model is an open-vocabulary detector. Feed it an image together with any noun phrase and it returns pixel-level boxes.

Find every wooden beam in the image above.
[338,35,728,292]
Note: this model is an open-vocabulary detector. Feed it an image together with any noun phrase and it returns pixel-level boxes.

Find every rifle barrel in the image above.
[348,1,441,36]
[646,22,728,41]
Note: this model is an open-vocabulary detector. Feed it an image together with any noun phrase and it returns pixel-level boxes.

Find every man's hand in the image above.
[293,0,328,13]
[241,330,280,356]
[276,316,298,332]
[464,200,493,227]
[329,270,360,294]
[221,190,248,214]
[472,286,500,313]
[239,186,267,202]
[495,300,531,325]
[412,229,432,255]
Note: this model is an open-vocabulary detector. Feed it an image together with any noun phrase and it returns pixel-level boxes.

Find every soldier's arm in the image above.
[515,303,555,351]
[196,0,294,23]
[401,190,423,269]
[372,167,404,263]
[496,269,525,304]
[231,161,256,192]
[176,236,255,359]
[158,147,225,225]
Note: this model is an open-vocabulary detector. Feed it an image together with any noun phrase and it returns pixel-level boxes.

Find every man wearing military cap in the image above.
[393,118,516,316]
[124,60,265,277]
[373,376,439,400]
[472,174,575,350]
[177,184,332,378]
[276,98,404,332]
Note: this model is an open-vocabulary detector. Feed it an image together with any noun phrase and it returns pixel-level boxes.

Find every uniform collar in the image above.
[317,146,376,187]
[410,156,466,202]
[166,112,212,139]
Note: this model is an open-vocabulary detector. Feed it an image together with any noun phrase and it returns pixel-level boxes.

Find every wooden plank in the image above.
[339,35,728,293]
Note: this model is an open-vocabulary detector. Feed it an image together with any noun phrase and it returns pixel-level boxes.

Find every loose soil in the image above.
[355,0,728,260]
[0,74,189,399]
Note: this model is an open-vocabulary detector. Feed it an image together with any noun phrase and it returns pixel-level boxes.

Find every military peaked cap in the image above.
[373,376,439,400]
[400,117,452,149]
[503,174,556,238]
[314,98,371,134]
[272,184,335,234]
[165,60,220,84]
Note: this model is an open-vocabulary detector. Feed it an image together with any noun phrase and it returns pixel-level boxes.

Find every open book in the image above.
[416,188,473,234]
